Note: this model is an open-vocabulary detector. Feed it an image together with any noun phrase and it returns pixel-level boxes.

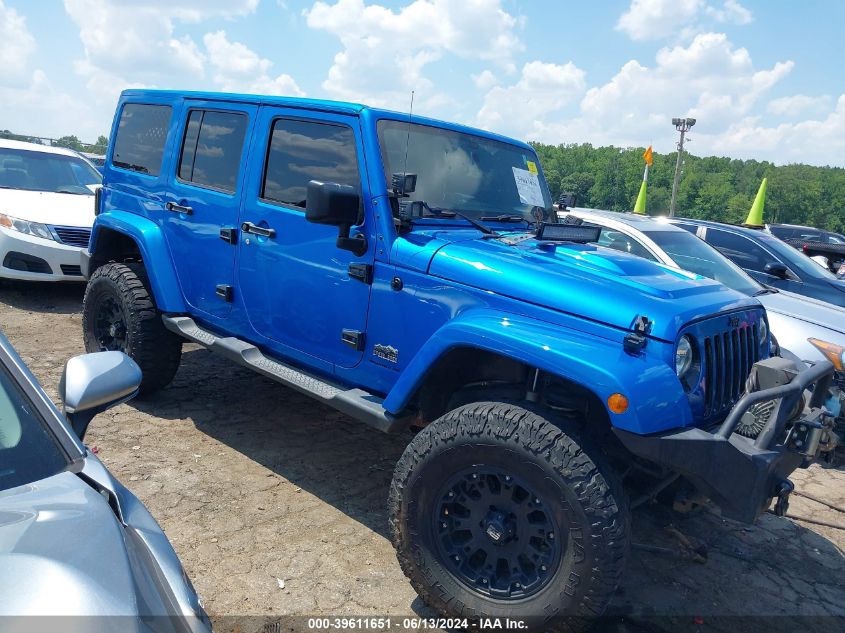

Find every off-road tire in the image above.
[82,262,182,395]
[389,402,629,632]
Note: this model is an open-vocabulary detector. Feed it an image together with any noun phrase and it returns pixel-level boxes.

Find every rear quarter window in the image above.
[112,103,172,177]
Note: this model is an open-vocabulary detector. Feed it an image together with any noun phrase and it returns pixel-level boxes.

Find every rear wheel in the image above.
[389,402,628,632]
[82,263,182,395]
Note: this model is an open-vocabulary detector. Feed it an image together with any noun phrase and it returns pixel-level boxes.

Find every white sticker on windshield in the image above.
[512,167,545,207]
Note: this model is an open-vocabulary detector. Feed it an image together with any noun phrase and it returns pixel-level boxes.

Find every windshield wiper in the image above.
[754,284,779,296]
[479,214,530,225]
[408,201,498,236]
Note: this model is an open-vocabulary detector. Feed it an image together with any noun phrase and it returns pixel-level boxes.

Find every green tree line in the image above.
[532,142,845,233]
[1,130,107,155]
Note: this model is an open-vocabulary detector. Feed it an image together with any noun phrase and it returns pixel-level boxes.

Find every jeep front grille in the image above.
[702,323,759,417]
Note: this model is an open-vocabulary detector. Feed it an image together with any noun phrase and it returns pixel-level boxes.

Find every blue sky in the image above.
[2,0,844,166]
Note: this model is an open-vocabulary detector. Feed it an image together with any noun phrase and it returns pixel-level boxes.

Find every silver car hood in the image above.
[0,471,142,623]
[760,290,845,334]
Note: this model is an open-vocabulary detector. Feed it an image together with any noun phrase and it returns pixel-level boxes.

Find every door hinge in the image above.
[347,262,372,284]
[219,227,238,244]
[215,284,233,302]
[341,329,365,351]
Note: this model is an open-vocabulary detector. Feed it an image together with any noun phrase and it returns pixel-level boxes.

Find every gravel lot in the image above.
[2,279,844,633]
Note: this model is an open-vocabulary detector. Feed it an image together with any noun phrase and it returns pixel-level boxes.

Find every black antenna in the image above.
[402,90,414,185]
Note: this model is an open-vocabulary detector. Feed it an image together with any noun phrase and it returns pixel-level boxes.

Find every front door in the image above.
[703,227,802,292]
[164,100,257,318]
[237,108,373,368]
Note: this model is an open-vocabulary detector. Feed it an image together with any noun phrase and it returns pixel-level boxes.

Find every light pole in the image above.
[669,117,696,217]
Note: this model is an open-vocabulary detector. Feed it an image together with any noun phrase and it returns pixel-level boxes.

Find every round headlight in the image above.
[675,335,694,378]
[759,318,768,346]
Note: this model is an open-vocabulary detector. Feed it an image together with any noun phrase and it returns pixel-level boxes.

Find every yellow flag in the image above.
[643,145,653,167]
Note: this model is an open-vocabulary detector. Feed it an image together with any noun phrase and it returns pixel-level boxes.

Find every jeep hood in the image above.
[420,231,759,341]
[0,188,97,227]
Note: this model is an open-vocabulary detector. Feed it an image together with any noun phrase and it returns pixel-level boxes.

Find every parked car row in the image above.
[1,90,842,631]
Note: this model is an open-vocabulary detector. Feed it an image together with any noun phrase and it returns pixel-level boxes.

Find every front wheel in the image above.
[82,262,182,395]
[388,402,629,632]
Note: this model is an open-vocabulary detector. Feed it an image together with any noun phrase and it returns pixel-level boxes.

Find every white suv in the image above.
[0,139,101,281]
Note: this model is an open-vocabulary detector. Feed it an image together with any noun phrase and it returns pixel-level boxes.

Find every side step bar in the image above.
[162,316,411,433]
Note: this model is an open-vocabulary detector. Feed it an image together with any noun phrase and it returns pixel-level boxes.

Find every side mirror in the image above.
[59,351,142,440]
[305,180,366,256]
[763,261,789,279]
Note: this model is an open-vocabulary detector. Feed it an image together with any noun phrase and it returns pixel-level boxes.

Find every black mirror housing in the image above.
[305,180,367,256]
[764,261,789,279]
[306,180,360,227]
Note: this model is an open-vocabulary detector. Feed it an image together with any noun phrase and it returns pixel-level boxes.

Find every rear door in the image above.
[164,101,256,318]
[237,107,373,368]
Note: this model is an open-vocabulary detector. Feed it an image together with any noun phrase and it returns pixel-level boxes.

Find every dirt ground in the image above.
[2,280,844,633]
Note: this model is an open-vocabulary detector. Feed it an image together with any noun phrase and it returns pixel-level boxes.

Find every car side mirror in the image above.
[305,180,366,256]
[763,261,789,279]
[59,351,142,440]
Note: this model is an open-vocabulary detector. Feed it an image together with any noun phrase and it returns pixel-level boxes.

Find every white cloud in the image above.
[304,0,522,111]
[704,94,845,165]
[767,94,831,117]
[483,32,792,162]
[705,0,752,25]
[0,0,36,84]
[472,69,499,90]
[616,0,704,41]
[109,0,259,22]
[203,31,304,96]
[0,70,98,139]
[616,0,752,41]
[477,61,586,133]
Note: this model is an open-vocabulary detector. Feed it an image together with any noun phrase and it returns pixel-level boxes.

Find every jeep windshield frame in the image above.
[376,119,554,226]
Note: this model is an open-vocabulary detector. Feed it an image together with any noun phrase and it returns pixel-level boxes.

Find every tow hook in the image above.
[774,479,794,516]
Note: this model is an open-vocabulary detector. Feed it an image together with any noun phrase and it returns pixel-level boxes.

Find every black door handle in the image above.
[165,202,193,214]
[241,222,276,238]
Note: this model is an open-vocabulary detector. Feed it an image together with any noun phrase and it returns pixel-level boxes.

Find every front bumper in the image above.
[0,226,86,282]
[615,359,836,524]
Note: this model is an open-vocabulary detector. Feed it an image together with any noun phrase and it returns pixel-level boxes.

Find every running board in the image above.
[162,316,410,433]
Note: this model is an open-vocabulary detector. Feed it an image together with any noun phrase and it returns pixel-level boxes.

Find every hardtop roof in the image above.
[119,89,536,152]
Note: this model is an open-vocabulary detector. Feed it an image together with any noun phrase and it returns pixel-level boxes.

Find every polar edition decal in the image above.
[373,344,399,364]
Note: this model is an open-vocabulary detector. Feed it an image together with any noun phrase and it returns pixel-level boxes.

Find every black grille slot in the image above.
[51,226,92,248]
[702,323,759,418]
[60,264,83,276]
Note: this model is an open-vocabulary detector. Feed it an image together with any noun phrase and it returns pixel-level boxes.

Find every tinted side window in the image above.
[673,222,699,235]
[769,226,794,240]
[0,363,68,492]
[261,119,359,209]
[178,110,248,193]
[597,228,657,261]
[112,104,172,176]
[705,229,772,272]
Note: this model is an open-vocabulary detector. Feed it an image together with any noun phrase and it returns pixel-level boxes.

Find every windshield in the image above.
[377,120,553,223]
[0,147,102,194]
[643,228,764,296]
[757,233,839,280]
[0,363,69,491]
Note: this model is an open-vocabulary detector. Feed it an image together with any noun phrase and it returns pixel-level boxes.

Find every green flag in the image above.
[744,178,767,227]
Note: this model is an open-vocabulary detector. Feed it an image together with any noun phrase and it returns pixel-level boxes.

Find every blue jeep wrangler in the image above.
[81,90,835,629]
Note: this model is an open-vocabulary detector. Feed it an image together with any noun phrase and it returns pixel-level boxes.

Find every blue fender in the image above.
[383,309,692,435]
[90,211,186,313]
